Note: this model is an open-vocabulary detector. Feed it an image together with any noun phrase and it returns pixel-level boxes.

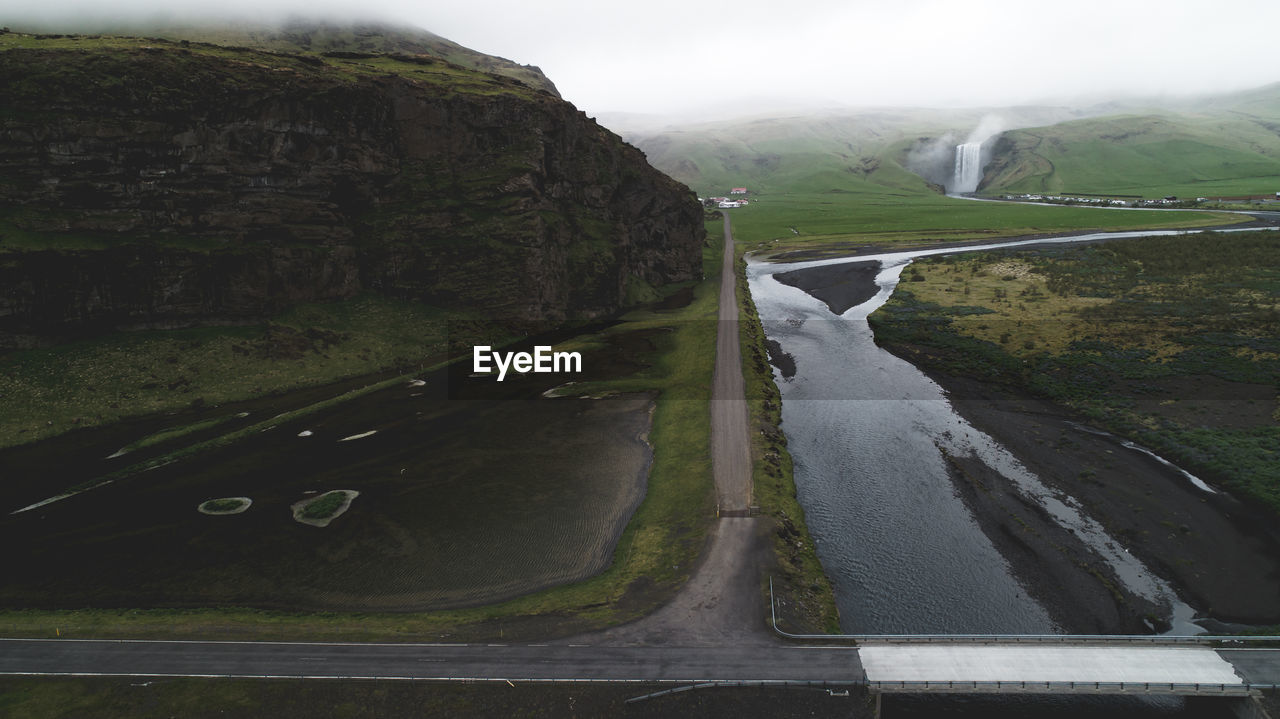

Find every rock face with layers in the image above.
[0,38,704,343]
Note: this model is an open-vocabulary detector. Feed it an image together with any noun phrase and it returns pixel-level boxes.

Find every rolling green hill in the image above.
[982,86,1280,198]
[631,108,1021,196]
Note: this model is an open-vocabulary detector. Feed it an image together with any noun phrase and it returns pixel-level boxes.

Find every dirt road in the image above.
[711,213,753,513]
[595,213,768,646]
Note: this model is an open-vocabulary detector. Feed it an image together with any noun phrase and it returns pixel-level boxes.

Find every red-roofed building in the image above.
[730,188,748,195]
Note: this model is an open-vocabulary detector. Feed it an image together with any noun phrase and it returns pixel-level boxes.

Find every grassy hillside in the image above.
[630,107,1075,197]
[982,90,1280,198]
[5,20,560,96]
[0,31,546,100]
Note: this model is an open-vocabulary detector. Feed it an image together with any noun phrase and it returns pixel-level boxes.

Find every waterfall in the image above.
[952,141,984,194]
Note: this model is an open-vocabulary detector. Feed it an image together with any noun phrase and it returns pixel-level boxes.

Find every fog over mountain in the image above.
[7,0,1279,121]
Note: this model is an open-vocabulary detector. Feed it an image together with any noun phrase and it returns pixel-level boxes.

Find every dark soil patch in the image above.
[1132,375,1278,430]
[773,260,880,315]
[0,359,656,614]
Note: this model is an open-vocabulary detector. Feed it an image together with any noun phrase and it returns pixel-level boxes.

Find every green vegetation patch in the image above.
[0,294,456,449]
[292,490,358,527]
[869,230,1280,514]
[0,676,878,719]
[113,415,245,458]
[735,228,839,633]
[0,32,542,103]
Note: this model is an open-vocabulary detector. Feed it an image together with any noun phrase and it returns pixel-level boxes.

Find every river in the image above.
[746,229,1245,635]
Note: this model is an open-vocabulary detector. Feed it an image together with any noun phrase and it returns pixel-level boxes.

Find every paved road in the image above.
[5,638,1277,693]
[0,638,861,682]
[1218,648,1280,686]
[710,213,752,513]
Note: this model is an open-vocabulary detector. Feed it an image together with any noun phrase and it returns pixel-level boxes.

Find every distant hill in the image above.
[981,84,1280,198]
[627,106,1087,198]
[628,83,1280,203]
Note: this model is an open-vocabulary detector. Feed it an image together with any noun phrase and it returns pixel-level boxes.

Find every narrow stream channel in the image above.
[747,229,1240,635]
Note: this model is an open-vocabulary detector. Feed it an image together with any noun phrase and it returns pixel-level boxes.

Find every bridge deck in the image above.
[861,645,1248,694]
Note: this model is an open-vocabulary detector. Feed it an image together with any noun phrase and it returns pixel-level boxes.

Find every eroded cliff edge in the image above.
[0,36,704,345]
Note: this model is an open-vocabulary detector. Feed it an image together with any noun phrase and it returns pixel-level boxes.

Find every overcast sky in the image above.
[7,0,1280,119]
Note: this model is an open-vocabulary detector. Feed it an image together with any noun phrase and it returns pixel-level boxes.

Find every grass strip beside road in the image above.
[735,242,840,633]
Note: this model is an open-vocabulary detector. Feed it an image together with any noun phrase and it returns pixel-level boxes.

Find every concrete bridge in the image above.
[858,643,1275,695]
[766,589,1278,700]
[851,639,1280,718]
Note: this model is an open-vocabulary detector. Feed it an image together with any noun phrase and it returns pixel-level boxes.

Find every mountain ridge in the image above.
[5,18,562,98]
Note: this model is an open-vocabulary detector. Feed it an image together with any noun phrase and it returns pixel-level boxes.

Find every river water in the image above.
[747,229,1229,635]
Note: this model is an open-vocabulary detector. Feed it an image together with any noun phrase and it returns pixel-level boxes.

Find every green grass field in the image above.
[724,190,1239,254]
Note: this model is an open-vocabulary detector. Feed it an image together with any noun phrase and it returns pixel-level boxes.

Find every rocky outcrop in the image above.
[0,38,704,344]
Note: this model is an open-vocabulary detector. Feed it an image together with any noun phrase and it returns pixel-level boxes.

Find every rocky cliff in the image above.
[0,33,704,344]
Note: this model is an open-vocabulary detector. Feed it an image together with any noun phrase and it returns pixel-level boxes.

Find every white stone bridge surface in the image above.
[860,644,1264,695]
